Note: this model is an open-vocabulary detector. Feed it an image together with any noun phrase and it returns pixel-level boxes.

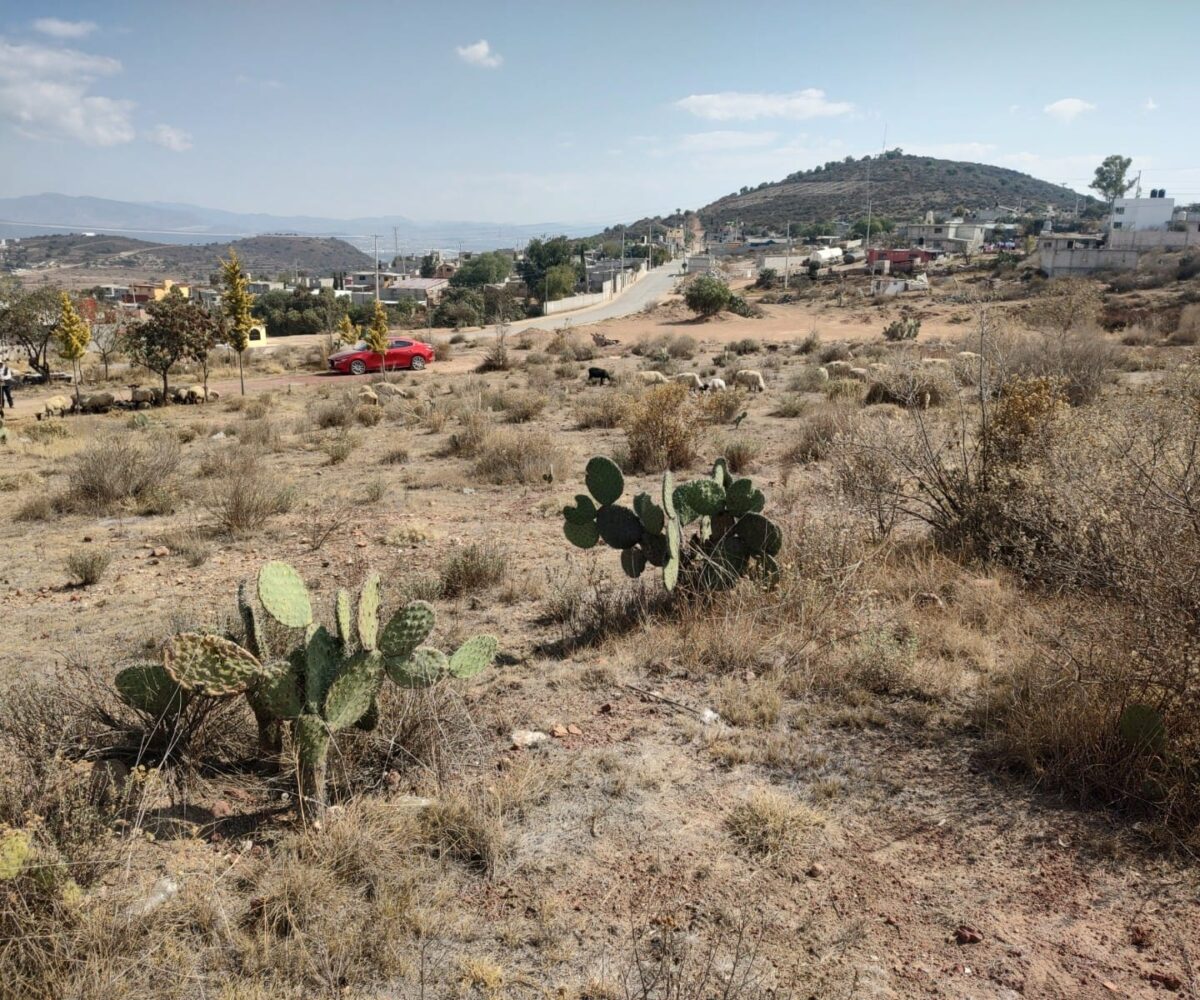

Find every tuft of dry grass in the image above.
[63,434,181,515]
[720,437,760,474]
[473,428,564,485]
[725,789,824,857]
[439,543,507,598]
[574,392,631,429]
[496,388,546,423]
[202,453,296,535]
[622,382,700,472]
[64,547,112,586]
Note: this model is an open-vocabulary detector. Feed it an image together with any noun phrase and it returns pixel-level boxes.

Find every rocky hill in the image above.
[1,233,374,279]
[698,153,1100,231]
[604,154,1101,238]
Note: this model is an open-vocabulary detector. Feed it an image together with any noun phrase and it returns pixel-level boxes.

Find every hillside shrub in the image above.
[622,383,701,472]
[684,275,732,318]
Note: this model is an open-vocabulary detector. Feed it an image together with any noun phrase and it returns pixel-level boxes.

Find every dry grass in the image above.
[202,452,296,535]
[496,388,547,423]
[64,547,111,586]
[472,428,564,485]
[439,543,507,598]
[725,789,824,857]
[63,434,181,515]
[622,382,700,472]
[574,392,631,429]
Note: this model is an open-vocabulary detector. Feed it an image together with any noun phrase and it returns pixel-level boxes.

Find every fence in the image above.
[542,261,647,316]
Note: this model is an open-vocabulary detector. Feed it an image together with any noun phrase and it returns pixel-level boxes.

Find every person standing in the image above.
[0,362,13,411]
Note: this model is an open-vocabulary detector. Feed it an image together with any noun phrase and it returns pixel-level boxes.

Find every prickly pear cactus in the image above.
[560,456,782,593]
[258,561,313,629]
[164,633,264,696]
[115,663,190,720]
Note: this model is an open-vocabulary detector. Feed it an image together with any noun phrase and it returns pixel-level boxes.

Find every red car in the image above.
[328,338,434,375]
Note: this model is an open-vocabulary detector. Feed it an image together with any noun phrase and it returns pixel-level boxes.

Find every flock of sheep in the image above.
[36,384,218,420]
[588,367,766,393]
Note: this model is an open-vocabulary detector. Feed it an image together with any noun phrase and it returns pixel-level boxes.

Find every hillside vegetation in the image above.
[2,233,374,279]
[699,154,1097,230]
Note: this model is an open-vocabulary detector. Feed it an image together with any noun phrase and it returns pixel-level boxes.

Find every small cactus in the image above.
[163,633,265,696]
[560,456,781,592]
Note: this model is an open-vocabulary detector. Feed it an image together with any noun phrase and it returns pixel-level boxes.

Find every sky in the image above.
[1,1,1198,227]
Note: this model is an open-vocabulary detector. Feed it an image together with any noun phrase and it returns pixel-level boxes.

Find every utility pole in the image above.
[373,234,380,303]
[392,226,399,269]
[784,220,791,289]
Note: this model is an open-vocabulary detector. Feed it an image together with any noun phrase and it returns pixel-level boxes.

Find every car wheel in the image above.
[410,356,426,370]
[349,359,367,376]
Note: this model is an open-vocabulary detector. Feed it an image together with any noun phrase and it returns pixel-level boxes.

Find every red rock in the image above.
[567,724,582,735]
[954,926,983,945]
[1145,972,1183,991]
[550,724,568,738]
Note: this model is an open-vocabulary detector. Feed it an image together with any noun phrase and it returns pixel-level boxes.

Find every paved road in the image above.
[492,259,683,336]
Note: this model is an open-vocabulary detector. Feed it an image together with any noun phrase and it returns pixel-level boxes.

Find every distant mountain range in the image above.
[0,194,600,253]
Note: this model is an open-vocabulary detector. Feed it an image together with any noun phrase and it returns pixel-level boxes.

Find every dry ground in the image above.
[2,286,1199,999]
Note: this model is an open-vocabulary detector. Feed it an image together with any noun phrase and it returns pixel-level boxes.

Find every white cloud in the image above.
[675,89,852,121]
[679,130,779,152]
[1042,97,1096,123]
[147,123,192,152]
[455,39,502,69]
[0,38,134,145]
[32,18,98,39]
[1144,97,1158,112]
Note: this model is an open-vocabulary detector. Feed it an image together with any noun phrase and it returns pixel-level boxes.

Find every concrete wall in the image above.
[1113,197,1174,231]
[543,261,646,315]
[1108,228,1200,250]
[1039,245,1140,277]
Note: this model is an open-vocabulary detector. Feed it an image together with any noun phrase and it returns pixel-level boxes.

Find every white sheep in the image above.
[848,367,870,382]
[36,394,72,420]
[636,370,669,385]
[705,377,727,391]
[672,372,704,391]
[733,369,766,393]
[73,391,115,413]
[825,360,854,378]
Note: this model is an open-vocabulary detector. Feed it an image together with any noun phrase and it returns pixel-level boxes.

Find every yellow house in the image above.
[128,279,190,303]
[246,322,268,347]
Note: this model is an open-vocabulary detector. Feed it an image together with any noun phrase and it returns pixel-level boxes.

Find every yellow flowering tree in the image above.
[54,292,90,404]
[364,300,390,373]
[219,249,254,395]
[337,313,357,346]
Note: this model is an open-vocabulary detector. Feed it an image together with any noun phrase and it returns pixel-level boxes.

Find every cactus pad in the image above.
[258,561,313,629]
[387,646,447,687]
[357,572,381,651]
[563,519,600,549]
[633,492,665,536]
[621,546,647,578]
[663,516,681,591]
[379,601,436,663]
[1119,703,1165,752]
[323,650,383,730]
[725,478,765,516]
[238,580,270,659]
[293,714,329,765]
[164,633,263,696]
[563,494,598,526]
[305,626,340,712]
[596,504,644,549]
[115,663,189,719]
[355,698,379,731]
[447,635,498,679]
[585,456,624,506]
[735,513,782,555]
[0,827,32,881]
[711,457,732,489]
[335,588,353,646]
[250,665,303,720]
[677,479,726,517]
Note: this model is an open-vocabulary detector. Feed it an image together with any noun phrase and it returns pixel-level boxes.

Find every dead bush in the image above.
[203,453,296,535]
[64,434,181,515]
[622,382,700,472]
[497,388,546,423]
[784,408,852,464]
[64,548,111,586]
[237,416,283,451]
[574,392,631,429]
[442,410,492,458]
[725,789,823,858]
[699,387,747,425]
[863,363,956,408]
[473,428,565,485]
[439,542,507,598]
[322,431,358,465]
[720,437,760,474]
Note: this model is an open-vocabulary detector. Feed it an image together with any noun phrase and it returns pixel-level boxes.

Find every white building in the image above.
[1111,191,1174,232]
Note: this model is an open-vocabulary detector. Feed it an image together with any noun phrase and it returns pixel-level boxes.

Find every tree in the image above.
[0,281,61,378]
[484,284,522,324]
[336,313,357,346]
[755,267,778,290]
[684,275,732,318]
[54,293,90,404]
[125,288,209,404]
[189,306,221,398]
[519,236,577,300]
[543,263,578,302]
[851,217,895,239]
[220,249,254,395]
[364,300,389,371]
[1090,154,1136,220]
[432,288,484,329]
[90,308,126,380]
[419,254,437,278]
[449,252,513,288]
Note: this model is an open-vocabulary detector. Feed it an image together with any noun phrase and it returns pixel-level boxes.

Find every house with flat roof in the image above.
[380,277,449,306]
